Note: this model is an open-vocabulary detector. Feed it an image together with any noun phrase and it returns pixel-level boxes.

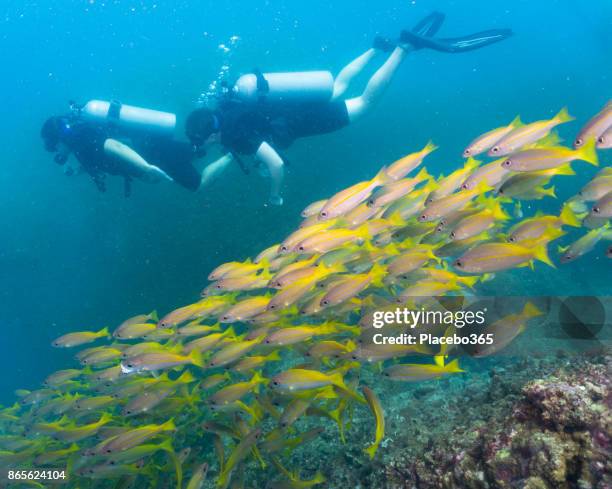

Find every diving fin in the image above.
[374,12,445,53]
[400,28,512,53]
[411,11,445,37]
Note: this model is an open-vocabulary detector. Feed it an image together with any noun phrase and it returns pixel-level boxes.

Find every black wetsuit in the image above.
[61,121,201,193]
[216,98,350,156]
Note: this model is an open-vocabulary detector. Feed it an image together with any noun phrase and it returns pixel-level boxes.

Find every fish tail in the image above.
[423,140,439,155]
[459,275,479,289]
[250,371,267,389]
[533,243,555,268]
[464,156,481,171]
[554,106,574,124]
[554,163,575,176]
[176,370,196,384]
[188,349,204,368]
[364,442,379,459]
[149,310,159,322]
[162,418,176,432]
[98,326,110,338]
[522,302,543,318]
[575,137,599,166]
[415,166,432,182]
[560,204,581,227]
[266,350,282,362]
[542,185,557,198]
[445,359,464,373]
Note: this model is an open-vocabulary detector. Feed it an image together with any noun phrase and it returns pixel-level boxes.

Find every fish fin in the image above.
[414,166,432,183]
[560,204,581,227]
[434,355,445,367]
[459,275,479,289]
[250,371,267,391]
[532,243,555,268]
[509,115,523,127]
[374,166,392,186]
[522,302,543,318]
[364,443,379,459]
[188,349,204,368]
[575,137,599,166]
[162,418,176,431]
[464,156,481,171]
[557,244,569,253]
[542,185,556,198]
[445,359,464,373]
[176,370,196,384]
[369,262,387,287]
[266,350,282,362]
[423,140,439,155]
[554,163,575,176]
[554,106,574,124]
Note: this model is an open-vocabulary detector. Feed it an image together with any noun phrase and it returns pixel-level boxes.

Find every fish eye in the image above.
[508,236,515,243]
[280,245,288,252]
[419,214,426,221]
[463,149,471,156]
[503,160,512,167]
[575,138,583,146]
[492,147,499,153]
[320,211,328,217]
[450,232,456,239]
[269,304,276,310]
[126,363,133,368]
[272,381,279,386]
[461,184,468,190]
[593,206,600,214]
[298,246,305,252]
[455,260,463,268]
[598,136,605,144]
[321,300,329,306]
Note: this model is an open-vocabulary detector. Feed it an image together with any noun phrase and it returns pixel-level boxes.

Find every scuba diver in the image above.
[185,12,512,205]
[41,100,206,196]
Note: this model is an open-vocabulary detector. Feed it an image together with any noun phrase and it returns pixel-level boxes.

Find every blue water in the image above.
[0,0,610,403]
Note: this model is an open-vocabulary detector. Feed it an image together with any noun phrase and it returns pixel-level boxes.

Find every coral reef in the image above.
[383,354,611,489]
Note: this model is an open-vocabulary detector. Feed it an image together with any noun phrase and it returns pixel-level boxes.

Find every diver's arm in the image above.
[103,138,173,183]
[200,153,234,188]
[255,141,285,206]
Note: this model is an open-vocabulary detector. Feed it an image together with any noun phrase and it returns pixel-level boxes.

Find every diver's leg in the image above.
[199,154,233,188]
[255,142,285,206]
[332,48,378,100]
[345,46,408,122]
[103,139,173,183]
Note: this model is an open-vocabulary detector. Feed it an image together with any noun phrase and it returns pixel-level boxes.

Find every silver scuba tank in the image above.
[79,100,176,134]
[232,71,334,103]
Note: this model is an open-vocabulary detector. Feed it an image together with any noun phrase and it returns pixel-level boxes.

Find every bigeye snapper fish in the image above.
[463,116,522,157]
[574,100,612,148]
[489,107,574,156]
[501,139,598,172]
[52,327,110,348]
[385,141,437,180]
[383,359,464,381]
[318,168,391,220]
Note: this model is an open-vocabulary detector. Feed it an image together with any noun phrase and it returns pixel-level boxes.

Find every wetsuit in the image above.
[216,98,350,156]
[61,120,201,193]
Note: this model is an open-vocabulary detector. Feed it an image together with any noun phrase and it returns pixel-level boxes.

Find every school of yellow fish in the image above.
[1,101,611,489]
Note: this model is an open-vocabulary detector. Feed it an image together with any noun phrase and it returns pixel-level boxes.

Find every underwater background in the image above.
[0,0,611,487]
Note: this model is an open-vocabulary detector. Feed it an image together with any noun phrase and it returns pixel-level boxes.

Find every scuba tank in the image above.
[232,71,334,103]
[78,100,176,134]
